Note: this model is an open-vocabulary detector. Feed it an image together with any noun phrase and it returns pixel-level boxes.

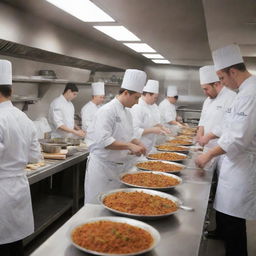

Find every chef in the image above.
[196,65,236,150]
[84,69,147,204]
[0,60,41,256]
[159,85,186,132]
[195,44,256,256]
[48,82,85,138]
[81,82,105,131]
[130,79,170,152]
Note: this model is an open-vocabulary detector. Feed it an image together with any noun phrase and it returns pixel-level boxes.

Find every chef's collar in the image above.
[139,97,149,106]
[238,75,253,92]
[60,94,70,103]
[0,100,12,108]
[114,96,125,109]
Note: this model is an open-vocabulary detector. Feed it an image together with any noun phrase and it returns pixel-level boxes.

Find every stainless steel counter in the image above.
[27,150,89,185]
[31,151,216,256]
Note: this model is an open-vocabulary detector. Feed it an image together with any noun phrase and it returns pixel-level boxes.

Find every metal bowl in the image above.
[41,143,61,153]
[136,160,185,174]
[67,138,80,146]
[68,216,160,256]
[99,188,183,220]
[120,171,182,191]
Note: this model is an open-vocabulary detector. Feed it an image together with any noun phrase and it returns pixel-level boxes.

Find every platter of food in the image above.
[69,216,160,255]
[120,171,182,191]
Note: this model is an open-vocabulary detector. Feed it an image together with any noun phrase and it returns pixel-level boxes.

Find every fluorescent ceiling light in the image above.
[94,26,140,41]
[46,0,115,22]
[142,54,164,59]
[124,43,156,53]
[152,59,171,64]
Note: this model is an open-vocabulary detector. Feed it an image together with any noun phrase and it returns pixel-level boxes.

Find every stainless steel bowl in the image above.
[99,188,183,220]
[147,152,188,163]
[68,216,160,256]
[41,143,61,153]
[120,171,182,191]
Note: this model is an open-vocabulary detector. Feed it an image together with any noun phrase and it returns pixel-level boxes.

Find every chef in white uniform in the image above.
[84,69,147,204]
[197,65,236,151]
[130,80,170,152]
[0,60,41,256]
[159,86,186,133]
[196,44,256,256]
[48,83,85,138]
[81,82,105,131]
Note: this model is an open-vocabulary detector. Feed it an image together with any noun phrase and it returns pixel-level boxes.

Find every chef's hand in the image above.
[73,129,86,138]
[128,143,146,156]
[151,126,170,135]
[195,152,212,169]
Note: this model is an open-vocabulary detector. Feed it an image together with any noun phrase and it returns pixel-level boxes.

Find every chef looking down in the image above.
[84,69,147,204]
[0,60,41,256]
[159,85,187,131]
[130,79,170,153]
[48,83,85,138]
[81,82,105,131]
[195,44,256,256]
[196,65,236,150]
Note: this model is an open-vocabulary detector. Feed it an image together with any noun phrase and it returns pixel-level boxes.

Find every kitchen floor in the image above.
[205,219,256,256]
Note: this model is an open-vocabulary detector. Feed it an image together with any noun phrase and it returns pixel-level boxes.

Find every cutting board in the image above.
[43,150,67,160]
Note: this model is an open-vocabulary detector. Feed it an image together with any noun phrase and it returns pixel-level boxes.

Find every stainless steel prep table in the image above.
[31,151,216,256]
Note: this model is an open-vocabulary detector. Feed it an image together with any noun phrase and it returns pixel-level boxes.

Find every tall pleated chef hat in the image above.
[92,82,105,96]
[199,65,219,85]
[143,80,159,94]
[0,60,12,85]
[121,69,147,93]
[167,86,178,97]
[212,44,244,71]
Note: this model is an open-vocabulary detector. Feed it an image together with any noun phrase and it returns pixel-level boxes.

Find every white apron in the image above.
[84,154,128,204]
[0,173,34,244]
[214,152,256,219]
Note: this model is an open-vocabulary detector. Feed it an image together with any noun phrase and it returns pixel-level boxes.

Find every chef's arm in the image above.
[58,125,85,137]
[106,140,146,156]
[196,126,204,141]
[168,120,182,126]
[142,126,170,135]
[199,132,219,146]
[195,145,226,168]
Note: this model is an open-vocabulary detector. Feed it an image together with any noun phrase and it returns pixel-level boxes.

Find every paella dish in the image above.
[121,172,180,188]
[103,191,178,216]
[136,161,183,173]
[72,220,154,254]
[166,139,193,145]
[147,152,187,162]
[175,135,193,140]
[155,144,189,152]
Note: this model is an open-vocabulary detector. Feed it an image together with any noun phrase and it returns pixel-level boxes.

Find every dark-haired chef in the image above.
[48,82,85,138]
[196,44,256,256]
[84,69,147,204]
[0,60,41,256]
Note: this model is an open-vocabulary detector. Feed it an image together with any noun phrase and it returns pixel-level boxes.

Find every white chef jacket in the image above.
[199,87,236,135]
[84,97,136,203]
[150,103,161,124]
[130,98,159,152]
[159,98,177,124]
[48,94,75,138]
[0,101,41,244]
[213,75,256,219]
[81,101,100,131]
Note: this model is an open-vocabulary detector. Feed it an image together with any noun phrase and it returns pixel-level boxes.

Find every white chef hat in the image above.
[0,60,12,85]
[121,69,147,93]
[212,44,244,71]
[199,65,219,85]
[143,80,159,94]
[167,86,178,97]
[92,82,105,96]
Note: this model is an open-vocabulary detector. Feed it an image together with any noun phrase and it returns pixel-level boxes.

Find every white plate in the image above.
[68,216,160,256]
[120,170,182,191]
